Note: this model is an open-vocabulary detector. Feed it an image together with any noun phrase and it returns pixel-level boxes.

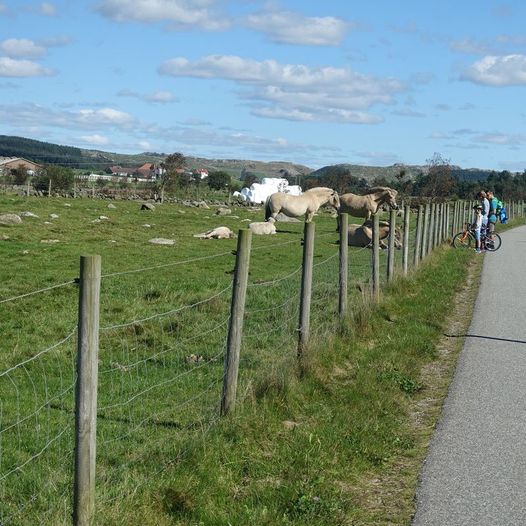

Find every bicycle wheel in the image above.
[484,233,502,252]
[453,231,474,249]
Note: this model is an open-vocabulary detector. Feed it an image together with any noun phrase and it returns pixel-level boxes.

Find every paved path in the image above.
[413,225,526,526]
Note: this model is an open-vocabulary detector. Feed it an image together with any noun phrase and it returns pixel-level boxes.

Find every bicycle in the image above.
[452,223,502,252]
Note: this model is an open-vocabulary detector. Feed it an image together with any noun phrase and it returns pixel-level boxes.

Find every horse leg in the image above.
[305,210,314,223]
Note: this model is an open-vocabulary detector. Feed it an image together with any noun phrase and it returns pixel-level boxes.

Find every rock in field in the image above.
[20,211,39,218]
[149,238,176,245]
[0,213,22,225]
[215,207,231,216]
[141,202,155,211]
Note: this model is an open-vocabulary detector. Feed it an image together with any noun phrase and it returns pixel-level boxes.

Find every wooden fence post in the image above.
[338,213,348,319]
[421,204,429,259]
[297,222,315,358]
[387,209,396,282]
[74,255,101,526]
[372,213,380,301]
[414,205,423,267]
[402,205,410,275]
[220,229,252,416]
[427,203,435,253]
[452,201,458,237]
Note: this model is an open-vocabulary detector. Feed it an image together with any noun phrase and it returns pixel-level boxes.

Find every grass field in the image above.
[0,193,521,525]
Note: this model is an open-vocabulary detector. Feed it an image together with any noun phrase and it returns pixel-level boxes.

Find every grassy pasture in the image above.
[0,194,400,525]
[3,195,516,525]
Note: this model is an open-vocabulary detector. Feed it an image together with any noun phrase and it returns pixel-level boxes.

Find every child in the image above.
[472,204,483,253]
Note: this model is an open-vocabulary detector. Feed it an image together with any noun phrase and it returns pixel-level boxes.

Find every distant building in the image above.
[233,177,302,204]
[194,168,209,180]
[0,157,42,176]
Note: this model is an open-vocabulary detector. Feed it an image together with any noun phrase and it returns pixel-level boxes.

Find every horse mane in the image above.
[305,186,334,193]
[362,186,394,195]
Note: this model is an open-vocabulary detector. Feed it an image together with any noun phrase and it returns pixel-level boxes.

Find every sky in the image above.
[1,1,526,171]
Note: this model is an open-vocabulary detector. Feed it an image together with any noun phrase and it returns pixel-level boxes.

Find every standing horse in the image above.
[265,187,340,223]
[337,187,398,230]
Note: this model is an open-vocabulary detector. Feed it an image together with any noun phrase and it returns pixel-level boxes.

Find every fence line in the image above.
[2,199,521,524]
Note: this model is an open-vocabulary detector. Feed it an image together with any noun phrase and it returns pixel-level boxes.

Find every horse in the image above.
[337,186,398,231]
[347,220,402,249]
[265,187,340,223]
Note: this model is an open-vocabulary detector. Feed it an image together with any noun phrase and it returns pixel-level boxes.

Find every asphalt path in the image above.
[412,224,526,526]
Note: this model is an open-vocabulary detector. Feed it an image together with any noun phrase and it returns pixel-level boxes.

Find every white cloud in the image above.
[0,57,54,77]
[461,54,526,86]
[79,134,110,145]
[159,54,404,124]
[95,0,229,30]
[449,38,492,55]
[40,2,57,16]
[473,132,526,145]
[118,88,179,103]
[0,103,135,130]
[245,10,349,46]
[0,38,46,58]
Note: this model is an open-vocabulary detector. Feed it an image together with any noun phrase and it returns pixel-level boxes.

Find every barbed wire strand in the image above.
[101,284,231,331]
[0,329,76,378]
[0,280,76,305]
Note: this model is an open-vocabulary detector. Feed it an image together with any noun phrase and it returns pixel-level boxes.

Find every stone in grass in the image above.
[149,238,176,245]
[40,239,60,244]
[99,215,109,220]
[0,213,22,225]
[107,203,117,209]
[275,212,300,222]
[50,213,59,219]
[215,207,231,216]
[20,211,39,218]
[1,234,10,240]
[141,202,155,211]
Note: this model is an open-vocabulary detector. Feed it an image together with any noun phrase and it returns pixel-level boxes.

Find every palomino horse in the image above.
[347,220,401,249]
[337,186,398,230]
[265,187,340,223]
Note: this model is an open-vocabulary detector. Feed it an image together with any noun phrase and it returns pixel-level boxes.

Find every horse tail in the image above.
[264,195,273,221]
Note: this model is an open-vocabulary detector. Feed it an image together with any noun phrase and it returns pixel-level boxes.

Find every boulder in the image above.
[149,238,176,245]
[275,212,300,222]
[215,207,231,216]
[20,211,39,218]
[141,202,155,211]
[0,213,22,225]
[107,203,117,209]
[249,222,277,235]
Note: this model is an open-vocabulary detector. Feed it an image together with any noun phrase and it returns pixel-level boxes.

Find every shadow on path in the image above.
[444,333,526,345]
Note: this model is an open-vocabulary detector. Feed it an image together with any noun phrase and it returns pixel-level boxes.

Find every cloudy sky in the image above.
[1,1,526,170]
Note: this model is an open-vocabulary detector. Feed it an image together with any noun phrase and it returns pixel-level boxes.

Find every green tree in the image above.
[10,164,29,185]
[207,170,231,190]
[158,152,185,202]
[420,153,456,200]
[33,165,74,194]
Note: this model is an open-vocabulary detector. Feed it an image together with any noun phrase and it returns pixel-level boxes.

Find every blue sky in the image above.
[1,1,526,170]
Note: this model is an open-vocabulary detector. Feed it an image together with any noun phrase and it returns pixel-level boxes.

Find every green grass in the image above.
[0,193,523,525]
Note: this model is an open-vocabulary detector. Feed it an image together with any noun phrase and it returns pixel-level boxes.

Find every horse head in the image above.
[379,188,399,210]
[329,190,340,210]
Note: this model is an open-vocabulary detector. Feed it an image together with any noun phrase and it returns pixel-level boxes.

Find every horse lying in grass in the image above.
[193,227,235,239]
[347,220,402,249]
[338,187,398,230]
[265,187,340,223]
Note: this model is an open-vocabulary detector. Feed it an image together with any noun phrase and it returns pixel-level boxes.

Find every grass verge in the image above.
[117,242,483,525]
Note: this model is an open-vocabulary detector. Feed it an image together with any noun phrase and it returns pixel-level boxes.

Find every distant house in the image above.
[194,168,209,180]
[110,165,133,177]
[0,157,42,176]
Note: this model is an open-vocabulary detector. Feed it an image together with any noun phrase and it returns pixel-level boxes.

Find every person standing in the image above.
[478,191,490,233]
[486,190,498,236]
[472,204,484,253]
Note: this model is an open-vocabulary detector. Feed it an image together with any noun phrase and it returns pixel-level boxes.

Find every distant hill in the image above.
[0,135,312,177]
[309,163,499,183]
[0,134,507,182]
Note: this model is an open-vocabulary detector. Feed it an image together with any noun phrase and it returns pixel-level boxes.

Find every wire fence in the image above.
[2,201,522,524]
